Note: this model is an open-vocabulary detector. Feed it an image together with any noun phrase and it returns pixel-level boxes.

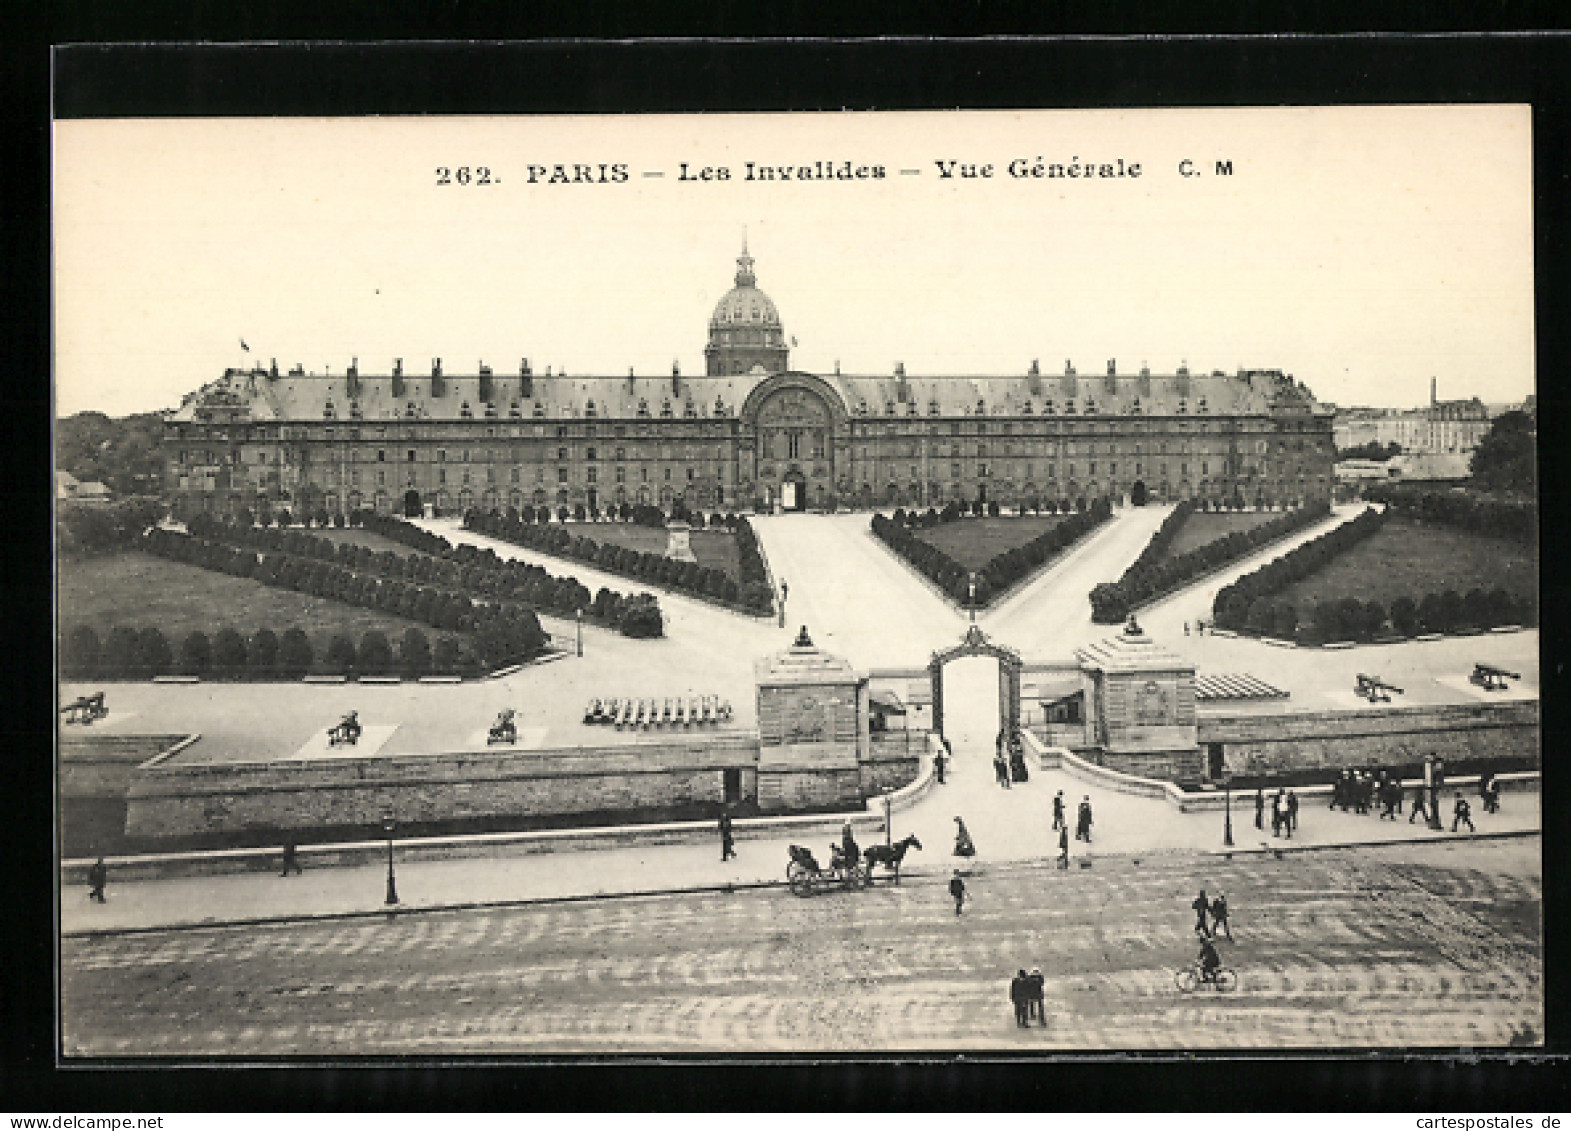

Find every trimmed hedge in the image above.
[1089,500,1330,623]
[871,499,1113,606]
[1212,507,1386,631]
[463,508,769,617]
[1363,483,1535,546]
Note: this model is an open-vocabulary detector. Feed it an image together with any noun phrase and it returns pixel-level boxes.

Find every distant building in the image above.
[162,245,1336,520]
[56,470,111,504]
[56,470,79,501]
[1334,379,1490,458]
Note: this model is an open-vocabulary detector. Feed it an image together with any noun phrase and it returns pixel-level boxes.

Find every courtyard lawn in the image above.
[910,515,1071,572]
[1274,518,1536,612]
[539,521,745,582]
[57,550,448,662]
[1159,509,1286,560]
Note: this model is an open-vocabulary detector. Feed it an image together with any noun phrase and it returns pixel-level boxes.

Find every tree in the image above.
[433,634,462,674]
[278,627,313,677]
[325,634,357,674]
[139,627,173,677]
[250,628,279,673]
[212,627,248,672]
[63,624,100,677]
[359,630,394,675]
[180,631,212,676]
[1390,596,1419,637]
[400,627,431,677]
[1469,409,1535,494]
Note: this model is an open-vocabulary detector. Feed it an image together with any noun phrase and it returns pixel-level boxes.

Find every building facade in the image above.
[164,248,1335,519]
[1333,380,1491,457]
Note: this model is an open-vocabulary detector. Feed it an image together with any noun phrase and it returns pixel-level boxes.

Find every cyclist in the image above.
[1197,935,1223,984]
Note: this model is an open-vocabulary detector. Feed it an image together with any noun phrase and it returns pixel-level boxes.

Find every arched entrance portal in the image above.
[782,469,808,512]
[403,489,422,518]
[928,624,1022,744]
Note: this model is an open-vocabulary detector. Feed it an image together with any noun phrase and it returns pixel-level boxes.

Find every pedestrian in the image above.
[1010,969,1030,1027]
[87,856,107,903]
[1330,770,1344,811]
[1052,790,1065,831]
[1254,787,1264,830]
[953,816,976,858]
[1352,771,1368,816]
[934,745,946,785]
[1379,778,1398,820]
[1057,824,1070,870]
[1076,796,1093,843]
[1482,775,1501,815]
[1285,789,1299,837]
[1409,784,1431,825]
[994,750,1011,789]
[841,822,859,867]
[719,811,737,861]
[1028,967,1046,1025]
[1210,891,1233,942]
[1452,792,1475,833]
[280,838,303,877]
[1184,620,1190,636]
[1271,789,1285,838]
[950,870,967,916]
[1191,889,1211,937]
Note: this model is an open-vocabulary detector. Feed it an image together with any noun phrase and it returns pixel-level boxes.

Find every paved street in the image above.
[61,837,1541,1055]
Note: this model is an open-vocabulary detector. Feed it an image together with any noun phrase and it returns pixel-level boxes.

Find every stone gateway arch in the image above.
[928,624,1023,741]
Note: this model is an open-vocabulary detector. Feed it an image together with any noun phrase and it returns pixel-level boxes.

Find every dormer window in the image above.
[856,400,868,416]
[660,400,673,418]
[637,399,650,418]
[907,401,918,415]
[1022,401,1034,415]
[484,402,498,418]
[532,402,545,418]
[976,398,987,415]
[323,401,336,419]
[406,402,419,418]
[885,401,896,416]
[684,400,697,418]
[1130,398,1142,415]
[1084,398,1097,414]
[460,401,473,418]
[585,400,597,418]
[1198,397,1209,413]
[928,399,940,415]
[1177,399,1188,415]
[1043,399,1055,414]
[715,396,726,415]
[1064,400,1076,414]
[510,399,521,418]
[349,401,362,419]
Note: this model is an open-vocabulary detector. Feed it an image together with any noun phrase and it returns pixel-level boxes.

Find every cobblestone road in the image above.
[62,838,1540,1055]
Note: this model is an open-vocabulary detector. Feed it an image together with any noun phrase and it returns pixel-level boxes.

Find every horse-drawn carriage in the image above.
[786,834,923,897]
[488,707,518,745]
[61,691,108,726]
[327,711,362,746]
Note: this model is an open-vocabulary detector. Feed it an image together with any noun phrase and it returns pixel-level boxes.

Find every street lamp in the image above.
[967,572,978,623]
[1426,755,1444,831]
[575,607,583,657]
[1222,775,1234,847]
[884,793,893,848]
[382,814,399,906]
[778,579,788,629]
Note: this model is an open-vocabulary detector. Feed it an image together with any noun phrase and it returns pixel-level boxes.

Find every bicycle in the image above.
[1175,963,1238,993]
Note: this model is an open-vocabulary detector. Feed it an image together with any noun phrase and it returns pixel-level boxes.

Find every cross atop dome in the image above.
[735,232,756,288]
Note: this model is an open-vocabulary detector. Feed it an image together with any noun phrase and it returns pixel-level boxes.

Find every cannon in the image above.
[488,707,518,745]
[61,692,107,725]
[1469,663,1520,691]
[1354,674,1403,703]
[327,711,362,746]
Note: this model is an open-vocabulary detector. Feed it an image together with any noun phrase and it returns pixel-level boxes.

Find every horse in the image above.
[863,833,923,884]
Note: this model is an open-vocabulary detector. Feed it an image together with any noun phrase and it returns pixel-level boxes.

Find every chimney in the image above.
[430,357,444,398]
[671,366,681,397]
[268,358,279,380]
[1431,377,1437,406]
[347,357,361,398]
[391,357,404,397]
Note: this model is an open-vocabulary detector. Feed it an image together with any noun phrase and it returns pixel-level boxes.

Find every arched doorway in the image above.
[403,489,421,518]
[782,469,808,512]
[1130,480,1149,507]
[928,624,1022,747]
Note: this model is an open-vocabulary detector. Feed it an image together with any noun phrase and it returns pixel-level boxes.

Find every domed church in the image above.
[164,244,1335,519]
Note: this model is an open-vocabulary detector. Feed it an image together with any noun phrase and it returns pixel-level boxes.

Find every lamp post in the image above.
[575,607,583,657]
[884,793,893,848]
[382,814,399,906]
[1426,755,1444,831]
[1222,775,1234,847]
[968,572,977,623]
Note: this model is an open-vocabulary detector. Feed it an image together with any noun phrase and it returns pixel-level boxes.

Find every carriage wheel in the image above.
[1214,968,1238,993]
[849,864,870,890]
[1174,967,1199,993]
[787,861,814,897]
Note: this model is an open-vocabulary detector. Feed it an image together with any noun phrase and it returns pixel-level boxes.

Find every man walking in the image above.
[1010,970,1031,1027]
[1452,791,1475,833]
[1285,789,1299,838]
[1057,823,1070,870]
[934,744,946,785]
[87,856,107,904]
[1076,796,1094,843]
[1191,889,1211,937]
[1254,787,1264,830]
[1271,789,1285,838]
[719,811,737,861]
[1028,967,1046,1025]
[1052,790,1066,831]
[1210,891,1233,941]
[280,838,303,877]
[1409,783,1431,825]
[950,870,967,916]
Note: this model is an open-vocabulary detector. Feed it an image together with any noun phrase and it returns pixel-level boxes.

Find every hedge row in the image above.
[892,497,1097,530]
[462,509,774,615]
[1362,483,1535,547]
[61,623,479,680]
[1235,585,1537,646]
[57,497,166,557]
[184,513,662,638]
[142,527,553,661]
[871,499,1113,606]
[1089,500,1330,623]
[1212,507,1387,631]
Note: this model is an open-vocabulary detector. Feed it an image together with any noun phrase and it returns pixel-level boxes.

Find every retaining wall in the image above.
[59,734,195,799]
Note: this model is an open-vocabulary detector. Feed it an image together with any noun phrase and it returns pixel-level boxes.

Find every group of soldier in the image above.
[1325,765,1495,830]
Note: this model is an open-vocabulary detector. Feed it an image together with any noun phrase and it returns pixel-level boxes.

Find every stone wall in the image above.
[861,734,922,796]
[1199,701,1539,777]
[126,734,762,841]
[1102,747,1205,782]
[60,734,194,799]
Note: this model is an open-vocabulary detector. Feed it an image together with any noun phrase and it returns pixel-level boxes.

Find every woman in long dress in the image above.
[953,815,976,857]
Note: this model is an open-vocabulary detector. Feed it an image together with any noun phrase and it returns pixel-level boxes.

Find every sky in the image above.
[53,106,1534,418]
